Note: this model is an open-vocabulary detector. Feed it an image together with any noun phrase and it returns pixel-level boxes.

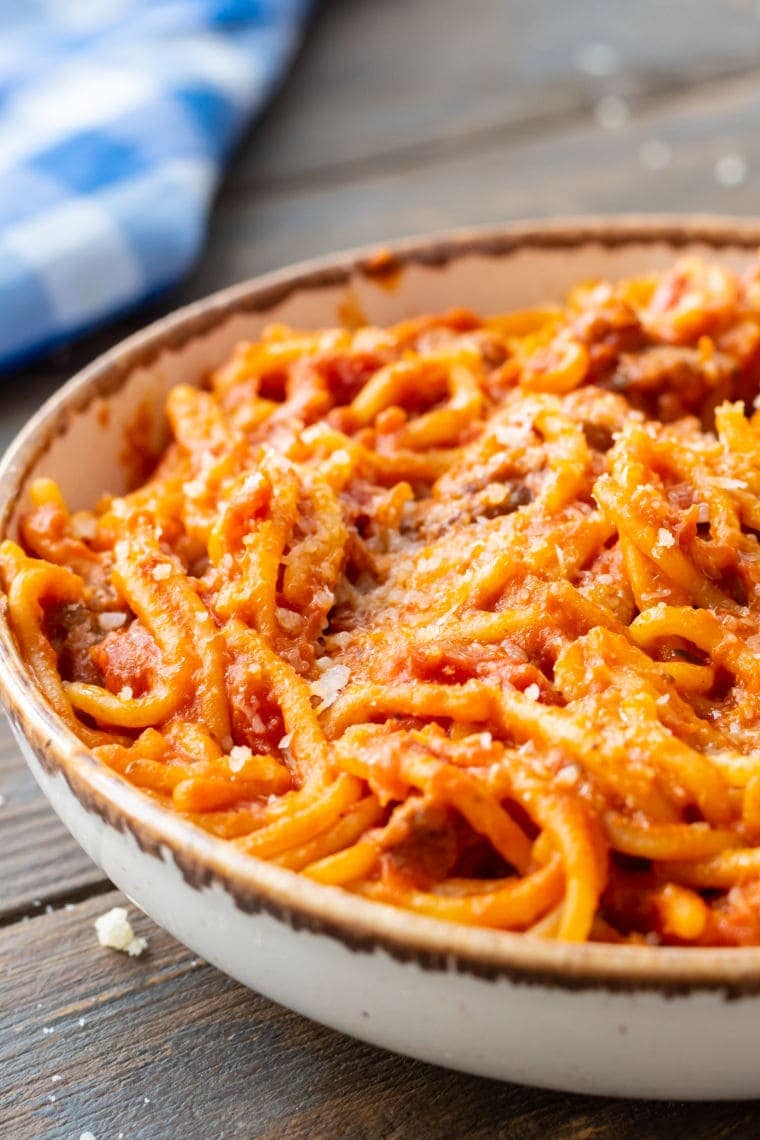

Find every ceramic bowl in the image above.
[4,217,760,1100]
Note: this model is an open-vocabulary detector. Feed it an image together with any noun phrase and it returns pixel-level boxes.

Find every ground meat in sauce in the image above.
[380,800,461,889]
[46,603,103,685]
[90,622,160,697]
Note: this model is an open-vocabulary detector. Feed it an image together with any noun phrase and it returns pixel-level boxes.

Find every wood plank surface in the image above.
[249,0,760,188]
[4,0,760,1133]
[192,70,760,296]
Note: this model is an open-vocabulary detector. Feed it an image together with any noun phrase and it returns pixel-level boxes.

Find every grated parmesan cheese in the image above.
[117,686,133,701]
[152,563,171,581]
[310,664,351,711]
[228,745,252,773]
[555,764,581,788]
[182,479,205,498]
[712,477,747,491]
[278,732,293,750]
[98,611,127,632]
[276,607,302,634]
[72,516,97,541]
[524,683,541,701]
[657,527,675,548]
[94,907,147,957]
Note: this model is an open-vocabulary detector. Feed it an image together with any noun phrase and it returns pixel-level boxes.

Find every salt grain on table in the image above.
[573,41,620,77]
[639,140,672,170]
[714,153,748,187]
[594,94,629,130]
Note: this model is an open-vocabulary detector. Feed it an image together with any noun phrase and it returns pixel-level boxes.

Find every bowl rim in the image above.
[6,214,760,994]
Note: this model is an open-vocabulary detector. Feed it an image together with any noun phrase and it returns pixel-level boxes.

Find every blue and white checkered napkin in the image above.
[0,0,312,370]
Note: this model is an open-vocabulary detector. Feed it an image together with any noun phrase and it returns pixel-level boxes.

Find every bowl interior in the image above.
[9,226,760,523]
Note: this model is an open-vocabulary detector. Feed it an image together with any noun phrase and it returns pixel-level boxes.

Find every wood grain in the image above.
[1,889,759,1140]
[0,799,107,923]
[189,70,760,298]
[250,0,760,188]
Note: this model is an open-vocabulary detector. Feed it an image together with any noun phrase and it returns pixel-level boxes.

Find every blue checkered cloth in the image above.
[0,0,312,370]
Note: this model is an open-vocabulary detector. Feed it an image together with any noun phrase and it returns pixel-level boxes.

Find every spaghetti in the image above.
[8,256,760,944]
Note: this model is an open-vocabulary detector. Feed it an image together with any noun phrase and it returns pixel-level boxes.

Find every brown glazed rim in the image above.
[5,215,760,996]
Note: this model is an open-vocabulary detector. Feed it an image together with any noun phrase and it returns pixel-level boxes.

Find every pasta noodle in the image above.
[10,255,760,944]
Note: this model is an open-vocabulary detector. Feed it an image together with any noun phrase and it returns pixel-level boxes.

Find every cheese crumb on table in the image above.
[94,907,148,957]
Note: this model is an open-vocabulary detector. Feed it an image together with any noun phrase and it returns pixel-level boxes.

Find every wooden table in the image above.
[4,2,760,1134]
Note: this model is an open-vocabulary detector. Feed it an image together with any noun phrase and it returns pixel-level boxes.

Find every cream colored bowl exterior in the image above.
[15,735,760,1101]
[5,218,760,1099]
